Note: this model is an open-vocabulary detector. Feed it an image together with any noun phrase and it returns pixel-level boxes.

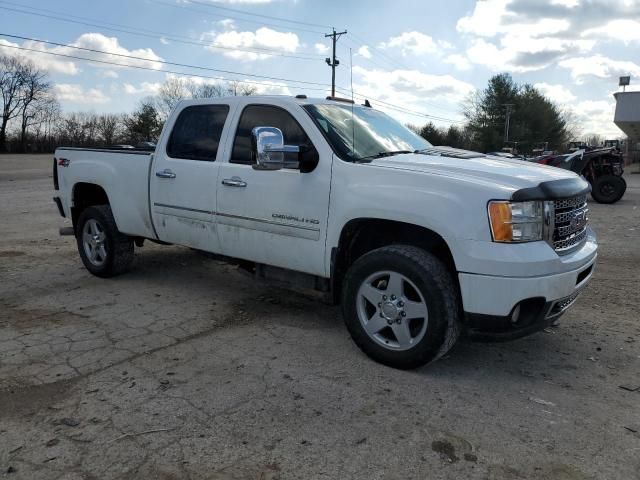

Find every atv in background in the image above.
[532,148,626,204]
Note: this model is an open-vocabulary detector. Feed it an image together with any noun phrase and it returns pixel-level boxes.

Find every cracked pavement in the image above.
[1,154,639,479]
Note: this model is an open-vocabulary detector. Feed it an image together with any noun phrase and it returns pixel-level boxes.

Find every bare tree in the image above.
[18,60,51,150]
[156,77,189,118]
[31,95,60,150]
[583,133,604,146]
[96,113,123,146]
[186,81,226,99]
[228,80,257,96]
[0,55,28,151]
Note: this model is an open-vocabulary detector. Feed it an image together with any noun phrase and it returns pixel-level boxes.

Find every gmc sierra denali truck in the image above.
[52,95,597,369]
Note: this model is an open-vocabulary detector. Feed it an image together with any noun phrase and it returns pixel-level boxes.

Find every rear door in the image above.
[216,103,332,277]
[150,103,230,252]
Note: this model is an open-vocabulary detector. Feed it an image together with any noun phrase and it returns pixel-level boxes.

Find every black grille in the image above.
[553,194,588,252]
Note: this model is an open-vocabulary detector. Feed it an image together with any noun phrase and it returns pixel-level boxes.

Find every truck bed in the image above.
[55,147,157,240]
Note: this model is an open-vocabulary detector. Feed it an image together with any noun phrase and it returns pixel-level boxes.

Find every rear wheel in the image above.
[341,245,461,369]
[591,174,625,204]
[76,205,134,277]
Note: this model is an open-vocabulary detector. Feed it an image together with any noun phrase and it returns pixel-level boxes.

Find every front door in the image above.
[150,103,230,252]
[216,104,332,277]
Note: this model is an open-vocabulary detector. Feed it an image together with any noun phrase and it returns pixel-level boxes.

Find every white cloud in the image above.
[583,20,640,44]
[314,42,329,54]
[570,99,619,137]
[99,70,119,79]
[198,0,275,3]
[217,18,236,30]
[444,53,471,71]
[464,36,593,73]
[551,0,579,7]
[160,37,170,45]
[243,80,291,95]
[0,39,79,75]
[351,66,471,125]
[0,33,163,75]
[202,27,299,61]
[357,45,372,59]
[456,0,511,38]
[453,0,640,72]
[534,82,577,104]
[559,55,640,82]
[53,84,110,104]
[123,82,162,95]
[380,31,438,56]
[71,33,163,70]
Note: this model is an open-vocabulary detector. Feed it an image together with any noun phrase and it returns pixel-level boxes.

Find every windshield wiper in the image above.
[355,150,413,162]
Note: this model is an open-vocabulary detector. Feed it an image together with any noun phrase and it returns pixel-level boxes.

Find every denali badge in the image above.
[272,213,320,225]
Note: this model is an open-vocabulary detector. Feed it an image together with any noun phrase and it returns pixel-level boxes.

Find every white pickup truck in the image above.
[52,95,597,369]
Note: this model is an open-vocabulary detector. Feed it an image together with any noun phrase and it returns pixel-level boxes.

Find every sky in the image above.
[0,0,638,138]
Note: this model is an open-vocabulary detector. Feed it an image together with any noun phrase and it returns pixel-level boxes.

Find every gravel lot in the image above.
[1,153,639,480]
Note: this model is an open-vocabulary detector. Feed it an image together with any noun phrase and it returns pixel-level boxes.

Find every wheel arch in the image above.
[330,217,457,304]
[71,182,111,230]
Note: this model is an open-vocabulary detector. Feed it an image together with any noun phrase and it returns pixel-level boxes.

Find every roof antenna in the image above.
[350,47,355,159]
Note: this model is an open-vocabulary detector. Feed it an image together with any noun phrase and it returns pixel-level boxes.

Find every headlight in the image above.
[488,200,544,242]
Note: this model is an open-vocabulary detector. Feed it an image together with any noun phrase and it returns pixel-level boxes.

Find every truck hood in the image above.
[368,148,576,192]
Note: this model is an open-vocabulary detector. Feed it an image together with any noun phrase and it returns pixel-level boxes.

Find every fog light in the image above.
[510,304,521,325]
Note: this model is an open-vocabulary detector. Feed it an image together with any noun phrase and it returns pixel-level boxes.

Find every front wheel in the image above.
[341,245,461,369]
[76,205,134,277]
[591,174,626,204]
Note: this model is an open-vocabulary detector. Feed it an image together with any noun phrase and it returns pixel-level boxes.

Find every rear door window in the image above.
[167,105,229,161]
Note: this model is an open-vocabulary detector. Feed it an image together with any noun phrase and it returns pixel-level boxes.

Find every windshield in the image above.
[303,104,431,161]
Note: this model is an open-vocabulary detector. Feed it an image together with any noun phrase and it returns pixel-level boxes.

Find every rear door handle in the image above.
[156,169,176,179]
[222,177,247,187]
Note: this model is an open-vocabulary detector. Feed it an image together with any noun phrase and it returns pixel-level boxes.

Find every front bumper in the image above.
[458,240,596,340]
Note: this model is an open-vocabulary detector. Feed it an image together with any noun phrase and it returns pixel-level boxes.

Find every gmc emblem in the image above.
[570,211,587,231]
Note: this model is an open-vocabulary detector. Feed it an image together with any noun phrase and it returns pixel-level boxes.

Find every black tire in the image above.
[590,174,625,204]
[76,205,134,277]
[341,245,462,369]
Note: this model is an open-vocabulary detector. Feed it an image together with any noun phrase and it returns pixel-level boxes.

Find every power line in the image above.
[335,86,466,124]
[0,33,334,88]
[184,0,332,30]
[0,40,464,125]
[347,32,413,72]
[0,42,335,94]
[2,1,463,121]
[343,34,465,116]
[0,3,325,60]
[0,33,464,125]
[148,0,328,36]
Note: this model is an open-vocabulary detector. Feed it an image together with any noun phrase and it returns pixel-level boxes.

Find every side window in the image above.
[166,105,229,161]
[231,105,314,165]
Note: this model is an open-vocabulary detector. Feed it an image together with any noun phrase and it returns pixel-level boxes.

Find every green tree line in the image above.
[414,73,577,154]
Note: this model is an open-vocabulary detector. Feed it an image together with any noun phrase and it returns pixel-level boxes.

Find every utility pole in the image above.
[325,28,347,97]
[503,104,514,143]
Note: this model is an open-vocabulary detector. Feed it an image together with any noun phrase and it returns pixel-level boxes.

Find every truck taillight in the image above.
[53,157,59,190]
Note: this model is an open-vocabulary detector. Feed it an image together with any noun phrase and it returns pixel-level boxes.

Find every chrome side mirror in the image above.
[251,126,300,171]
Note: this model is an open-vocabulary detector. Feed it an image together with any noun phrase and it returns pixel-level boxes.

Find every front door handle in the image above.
[156,169,176,179]
[222,177,247,187]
